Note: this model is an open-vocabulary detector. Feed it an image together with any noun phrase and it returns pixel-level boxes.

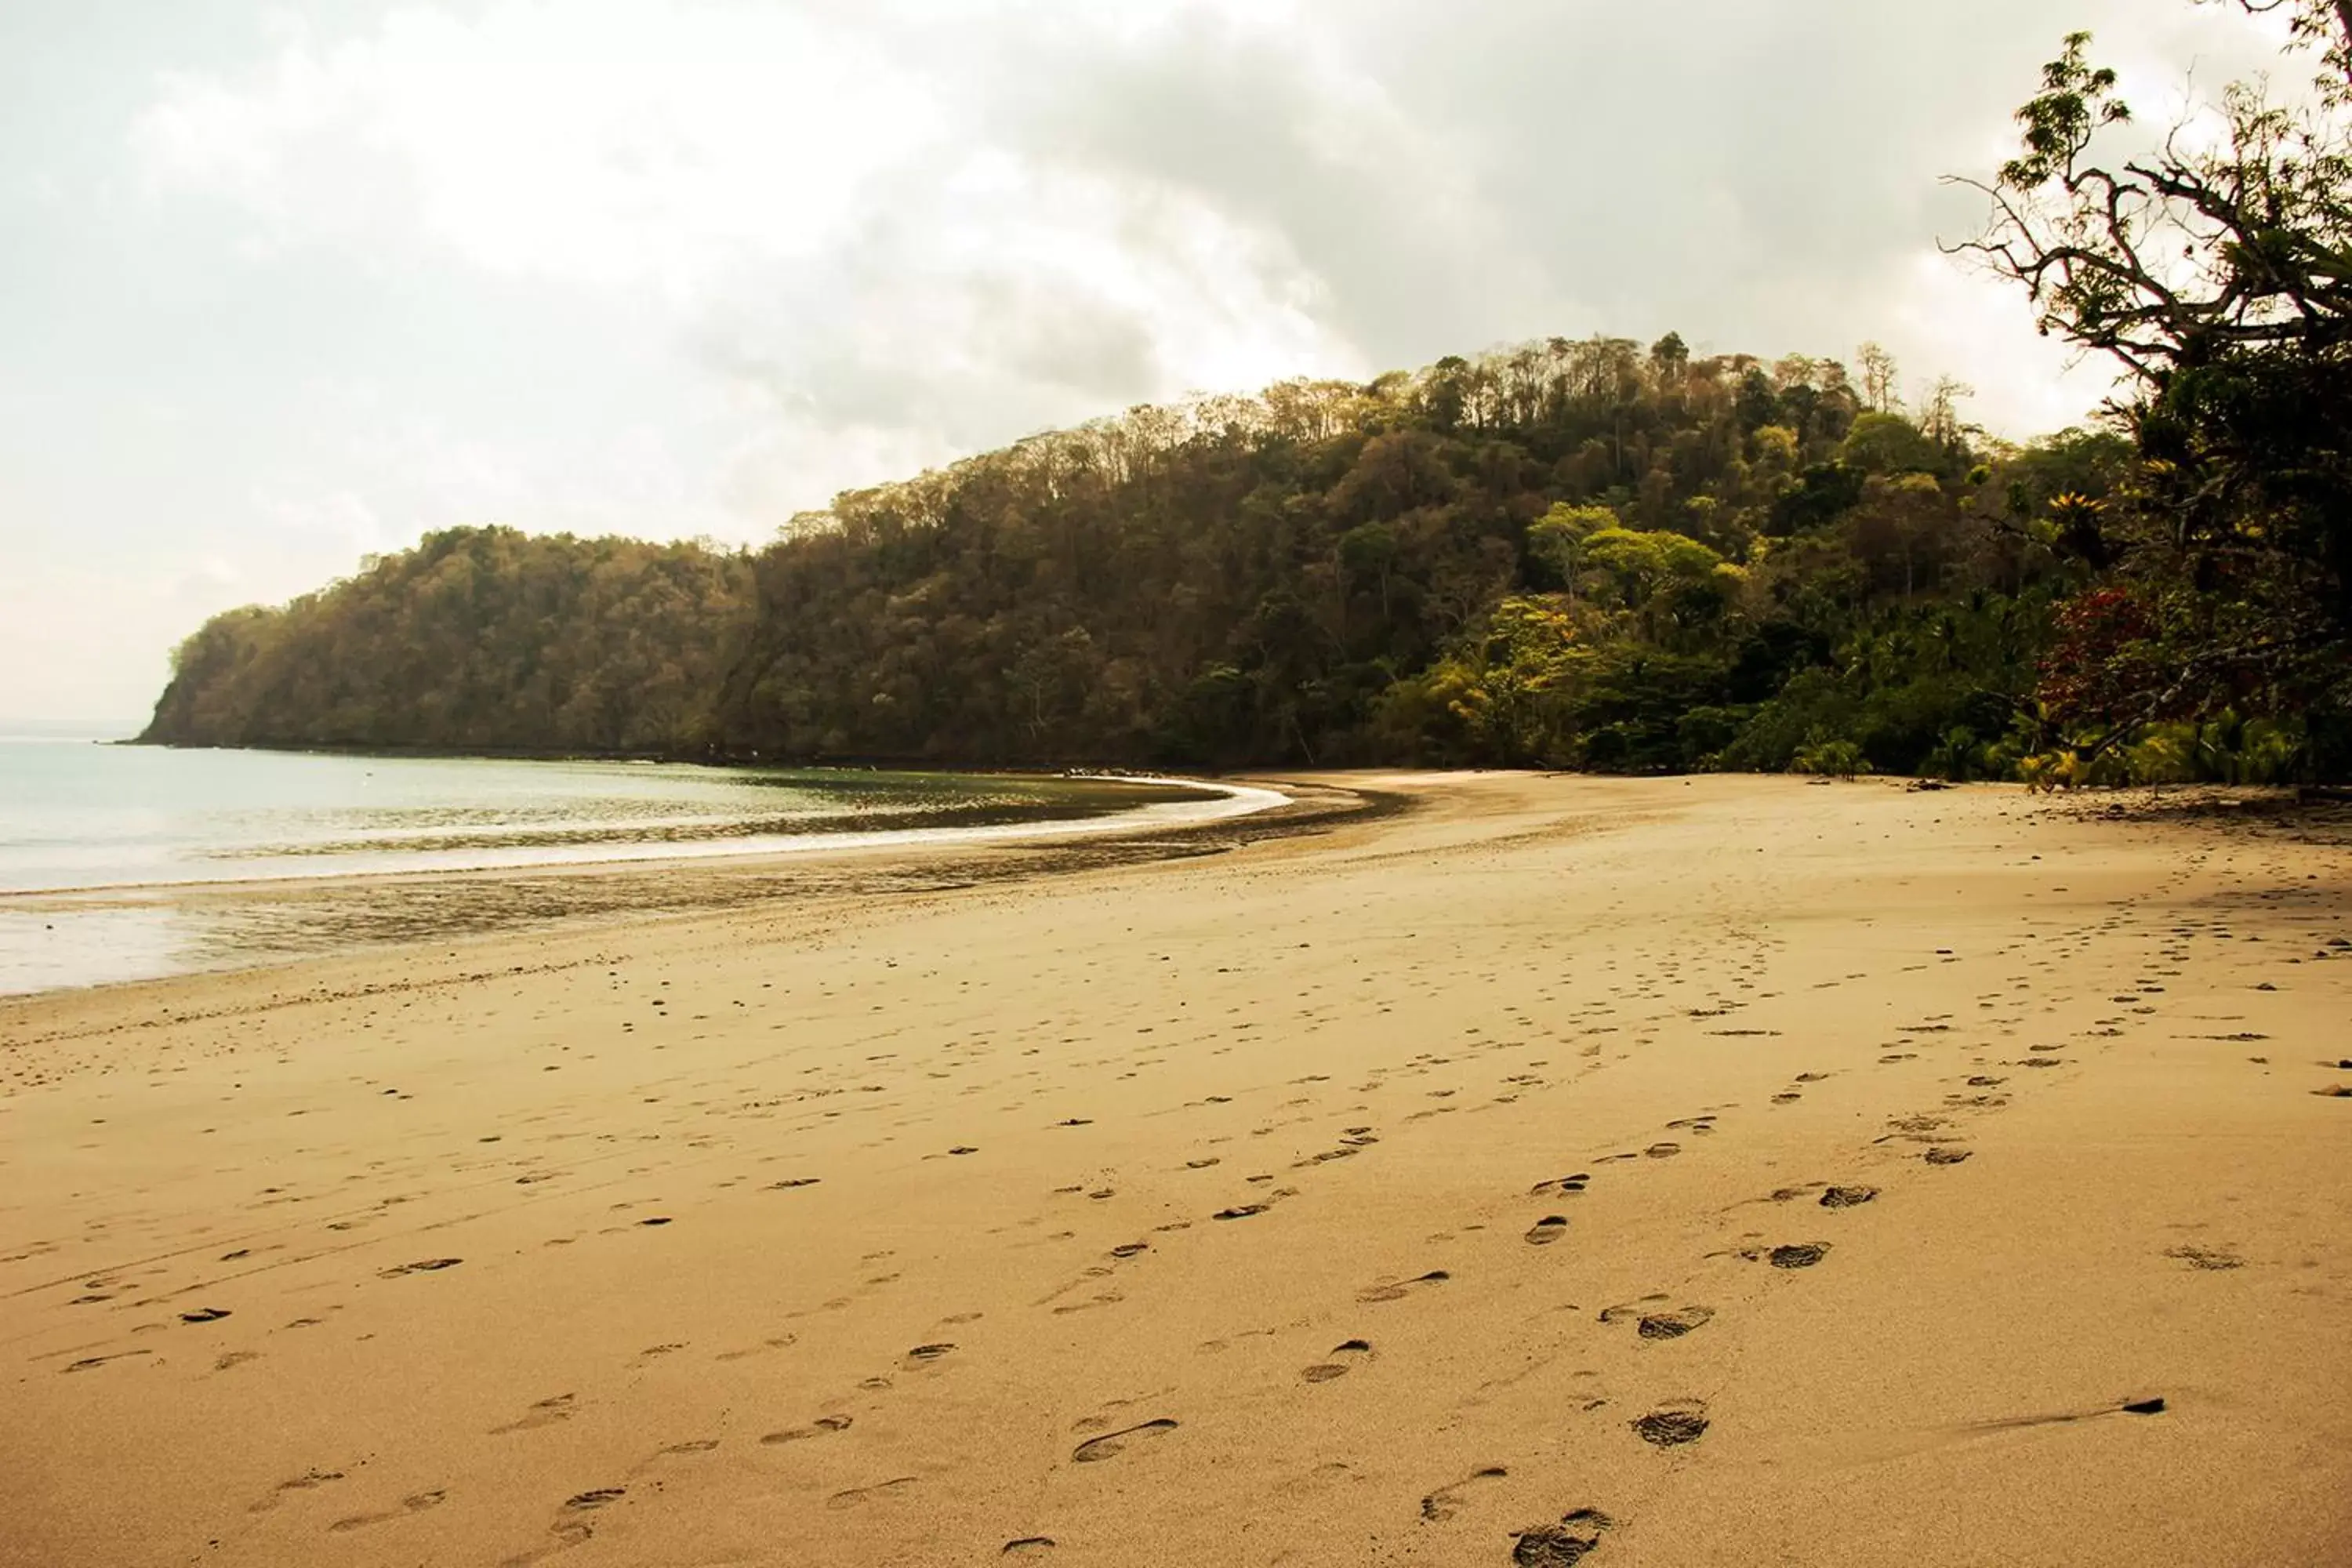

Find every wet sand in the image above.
[0,772,1287,996]
[2,772,2349,1566]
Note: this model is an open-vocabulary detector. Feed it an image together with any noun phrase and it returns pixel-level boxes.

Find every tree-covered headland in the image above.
[140,0,2352,784]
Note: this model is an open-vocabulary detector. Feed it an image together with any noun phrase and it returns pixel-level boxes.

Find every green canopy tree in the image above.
[1951,1,2352,774]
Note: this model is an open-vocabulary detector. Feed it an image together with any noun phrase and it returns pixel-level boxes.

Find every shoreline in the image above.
[0,775,1383,1007]
[0,772,1287,902]
[0,771,1305,1002]
[114,734,1290,777]
[3,772,2347,1566]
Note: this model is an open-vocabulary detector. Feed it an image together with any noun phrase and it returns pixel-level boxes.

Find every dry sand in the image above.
[2,771,2348,1567]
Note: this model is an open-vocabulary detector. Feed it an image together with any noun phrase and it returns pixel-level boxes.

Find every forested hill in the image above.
[144,334,2178,779]
[140,532,756,754]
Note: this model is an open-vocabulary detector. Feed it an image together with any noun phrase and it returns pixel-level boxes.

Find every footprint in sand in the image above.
[1525,1216,1570,1246]
[1819,1185,1878,1208]
[1357,1269,1450,1305]
[1512,1508,1616,1566]
[1532,1173,1591,1196]
[1419,1465,1507,1523]
[2163,1244,2244,1271]
[1643,1142,1681,1160]
[1766,1243,1831,1269]
[1002,1538,1057,1557]
[714,1335,797,1363]
[1599,1294,1670,1325]
[491,1394,575,1436]
[249,1468,346,1515]
[632,1439,719,1473]
[1301,1339,1374,1382]
[1071,1419,1178,1464]
[379,1258,463,1278]
[1635,1305,1715,1341]
[760,1414,853,1445]
[494,1504,593,1566]
[1632,1401,1710,1446]
[827,1476,920,1509]
[328,1488,447,1533]
[1924,1148,1973,1166]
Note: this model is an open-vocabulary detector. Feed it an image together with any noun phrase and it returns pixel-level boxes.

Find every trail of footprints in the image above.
[195,1018,1919,1562]
[1409,946,2210,1558]
[49,843,2342,1568]
[285,1016,1846,1560]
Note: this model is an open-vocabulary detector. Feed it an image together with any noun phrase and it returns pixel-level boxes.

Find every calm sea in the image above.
[0,739,1275,995]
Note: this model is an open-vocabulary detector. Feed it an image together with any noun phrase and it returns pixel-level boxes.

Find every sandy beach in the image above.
[2,771,2347,1567]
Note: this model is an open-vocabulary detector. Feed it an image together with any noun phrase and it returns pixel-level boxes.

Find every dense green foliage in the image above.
[143,339,2132,777]
[140,530,754,753]
[1955,0,2352,781]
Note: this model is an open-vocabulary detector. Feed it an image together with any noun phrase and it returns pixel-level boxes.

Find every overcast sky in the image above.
[0,0,2292,724]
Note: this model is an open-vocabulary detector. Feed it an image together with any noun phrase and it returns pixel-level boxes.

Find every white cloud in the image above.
[114,0,2340,452]
[135,2,943,293]
[253,486,391,557]
[1886,248,2127,437]
[128,2,1396,369]
[128,0,1425,521]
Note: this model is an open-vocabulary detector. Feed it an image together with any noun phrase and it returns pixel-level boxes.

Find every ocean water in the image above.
[0,740,1276,995]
